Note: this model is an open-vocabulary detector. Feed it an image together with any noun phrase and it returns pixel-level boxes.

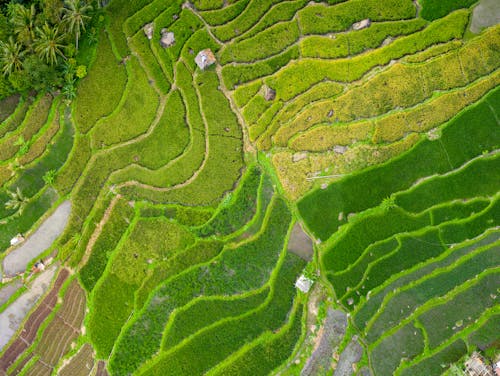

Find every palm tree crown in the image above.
[62,0,93,51]
[34,23,66,65]
[11,4,37,48]
[0,37,26,76]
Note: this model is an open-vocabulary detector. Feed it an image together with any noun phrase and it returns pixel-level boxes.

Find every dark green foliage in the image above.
[440,196,500,244]
[0,187,58,251]
[322,207,430,273]
[109,197,292,375]
[468,313,500,350]
[222,46,299,90]
[370,322,425,376]
[395,154,500,213]
[298,88,500,240]
[399,339,468,376]
[429,198,490,225]
[195,165,261,237]
[140,253,305,376]
[366,243,500,342]
[420,0,477,21]
[163,288,270,349]
[340,229,445,306]
[419,272,499,349]
[210,303,304,376]
[353,230,500,331]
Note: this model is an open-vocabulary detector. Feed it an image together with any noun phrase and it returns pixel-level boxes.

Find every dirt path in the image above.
[0,265,57,350]
[2,201,71,278]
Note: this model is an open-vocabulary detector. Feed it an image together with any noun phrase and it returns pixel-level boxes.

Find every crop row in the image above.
[108,196,292,375]
[298,86,500,240]
[58,343,95,376]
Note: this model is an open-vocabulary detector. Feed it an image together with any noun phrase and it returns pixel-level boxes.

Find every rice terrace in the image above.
[0,0,498,374]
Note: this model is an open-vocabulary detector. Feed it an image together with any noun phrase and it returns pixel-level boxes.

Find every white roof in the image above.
[295,275,314,293]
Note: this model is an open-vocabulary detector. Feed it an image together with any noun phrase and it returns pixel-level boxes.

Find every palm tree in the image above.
[62,0,93,52]
[33,23,66,65]
[5,187,29,215]
[11,4,37,48]
[0,37,26,76]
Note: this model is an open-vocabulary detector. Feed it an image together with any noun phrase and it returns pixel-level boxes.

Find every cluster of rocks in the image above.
[143,22,217,71]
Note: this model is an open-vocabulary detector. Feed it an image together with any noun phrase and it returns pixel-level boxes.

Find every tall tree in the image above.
[33,23,66,65]
[0,37,25,76]
[11,4,37,48]
[62,0,93,52]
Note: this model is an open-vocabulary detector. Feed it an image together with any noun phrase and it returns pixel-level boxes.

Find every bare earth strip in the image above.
[2,201,71,278]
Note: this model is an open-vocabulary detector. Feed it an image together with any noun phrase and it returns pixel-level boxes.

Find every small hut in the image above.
[465,353,494,376]
[160,29,175,48]
[195,49,216,70]
[10,234,24,246]
[143,23,153,40]
[295,274,314,293]
[353,19,371,31]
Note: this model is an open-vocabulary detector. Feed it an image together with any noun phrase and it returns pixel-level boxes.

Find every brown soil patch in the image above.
[288,222,314,261]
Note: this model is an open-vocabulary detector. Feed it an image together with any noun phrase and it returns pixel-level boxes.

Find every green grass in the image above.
[467,312,500,350]
[138,253,305,376]
[162,288,270,350]
[366,241,500,342]
[298,0,415,34]
[418,272,499,349]
[420,0,477,20]
[109,196,292,375]
[87,217,194,357]
[74,28,127,134]
[220,20,299,64]
[298,87,500,240]
[353,229,500,331]
[194,165,261,237]
[91,57,159,148]
[79,199,135,292]
[201,0,251,26]
[399,339,468,376]
[370,322,425,376]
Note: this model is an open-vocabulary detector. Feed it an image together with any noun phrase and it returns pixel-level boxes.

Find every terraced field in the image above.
[0,0,498,375]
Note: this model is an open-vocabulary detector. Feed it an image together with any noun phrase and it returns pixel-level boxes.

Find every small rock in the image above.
[143,23,153,40]
[160,29,175,48]
[263,85,276,101]
[172,14,179,20]
[327,109,334,118]
[353,18,371,31]
[195,48,217,70]
[292,152,307,162]
[338,212,344,221]
[321,183,328,189]
[224,127,230,132]
[333,145,348,154]
[347,298,354,305]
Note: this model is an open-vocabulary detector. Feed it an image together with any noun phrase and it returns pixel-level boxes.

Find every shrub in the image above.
[420,0,477,20]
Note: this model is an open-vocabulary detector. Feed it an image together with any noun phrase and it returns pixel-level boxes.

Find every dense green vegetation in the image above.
[0,0,498,375]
